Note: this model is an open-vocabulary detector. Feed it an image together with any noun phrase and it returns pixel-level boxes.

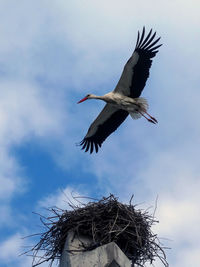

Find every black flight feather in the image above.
[80,107,128,153]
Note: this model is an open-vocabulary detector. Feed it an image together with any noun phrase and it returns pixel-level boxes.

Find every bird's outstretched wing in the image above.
[114,27,162,98]
[79,104,128,153]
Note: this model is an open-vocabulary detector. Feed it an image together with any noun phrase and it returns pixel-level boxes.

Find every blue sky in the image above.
[0,0,200,266]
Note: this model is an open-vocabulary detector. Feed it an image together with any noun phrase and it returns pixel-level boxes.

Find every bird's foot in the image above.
[148,118,156,124]
[138,110,158,124]
[149,116,158,123]
[144,111,158,124]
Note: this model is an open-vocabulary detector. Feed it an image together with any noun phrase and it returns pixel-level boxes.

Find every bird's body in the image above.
[78,27,162,153]
[84,92,148,117]
[90,92,139,107]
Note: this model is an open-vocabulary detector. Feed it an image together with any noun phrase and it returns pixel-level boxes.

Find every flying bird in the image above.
[78,27,162,153]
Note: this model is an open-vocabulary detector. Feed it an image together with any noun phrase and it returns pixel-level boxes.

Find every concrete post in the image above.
[59,231,131,267]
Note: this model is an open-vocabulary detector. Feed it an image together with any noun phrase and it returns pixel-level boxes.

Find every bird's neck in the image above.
[90,94,106,101]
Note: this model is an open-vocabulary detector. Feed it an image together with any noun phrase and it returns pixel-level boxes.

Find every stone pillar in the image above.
[59,231,131,267]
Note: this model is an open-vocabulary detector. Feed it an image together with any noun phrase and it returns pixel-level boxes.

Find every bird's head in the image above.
[77,94,94,103]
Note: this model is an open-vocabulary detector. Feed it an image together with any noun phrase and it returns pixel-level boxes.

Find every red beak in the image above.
[77,97,88,104]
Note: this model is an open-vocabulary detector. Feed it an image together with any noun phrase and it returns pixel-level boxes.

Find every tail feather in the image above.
[129,97,149,120]
[136,97,149,111]
[130,111,142,119]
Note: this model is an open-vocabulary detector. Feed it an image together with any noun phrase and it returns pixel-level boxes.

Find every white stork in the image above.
[78,27,162,153]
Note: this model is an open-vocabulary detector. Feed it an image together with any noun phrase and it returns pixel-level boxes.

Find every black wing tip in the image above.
[135,27,162,55]
[78,138,101,154]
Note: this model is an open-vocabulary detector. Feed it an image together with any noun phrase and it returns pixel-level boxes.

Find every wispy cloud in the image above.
[38,186,88,210]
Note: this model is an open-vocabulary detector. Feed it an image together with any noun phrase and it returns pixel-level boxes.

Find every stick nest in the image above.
[26,194,168,266]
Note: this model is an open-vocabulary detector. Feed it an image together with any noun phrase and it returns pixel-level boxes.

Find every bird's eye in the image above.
[86,94,90,97]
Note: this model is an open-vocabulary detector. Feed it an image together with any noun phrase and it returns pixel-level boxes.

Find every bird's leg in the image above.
[137,110,156,124]
[143,111,158,123]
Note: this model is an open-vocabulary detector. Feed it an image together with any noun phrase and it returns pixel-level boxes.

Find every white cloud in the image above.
[151,195,200,267]
[0,232,53,267]
[0,233,34,267]
[0,233,23,261]
[0,80,66,142]
[173,247,200,267]
[0,148,25,200]
[38,186,88,210]
[0,80,67,204]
